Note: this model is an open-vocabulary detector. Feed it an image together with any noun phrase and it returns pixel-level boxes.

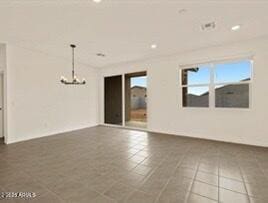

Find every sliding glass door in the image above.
[104,72,147,129]
[125,72,147,128]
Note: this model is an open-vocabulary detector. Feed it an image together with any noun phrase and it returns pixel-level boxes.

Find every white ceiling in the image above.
[0,0,268,68]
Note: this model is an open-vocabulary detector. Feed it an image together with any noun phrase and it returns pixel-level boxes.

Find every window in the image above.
[181,59,252,108]
[181,65,210,107]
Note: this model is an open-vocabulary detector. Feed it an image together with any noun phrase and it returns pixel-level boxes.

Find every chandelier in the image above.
[60,44,86,85]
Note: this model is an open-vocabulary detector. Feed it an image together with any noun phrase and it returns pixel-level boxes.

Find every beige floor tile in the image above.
[157,190,189,203]
[249,196,268,203]
[104,182,134,201]
[173,167,197,179]
[28,191,65,203]
[198,163,218,175]
[138,177,168,195]
[165,176,193,192]
[0,126,267,202]
[5,180,50,198]
[123,190,155,203]
[117,172,145,188]
[219,188,250,203]
[220,168,243,181]
[187,193,217,203]
[129,155,146,164]
[246,182,268,200]
[219,177,247,194]
[89,174,117,194]
[51,179,99,201]
[64,190,100,203]
[195,171,218,186]
[91,195,117,203]
[132,164,152,176]
[191,181,218,201]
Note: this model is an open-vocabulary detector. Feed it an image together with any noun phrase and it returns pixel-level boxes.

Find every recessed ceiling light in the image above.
[151,44,157,49]
[178,9,187,14]
[231,25,241,31]
[93,0,102,3]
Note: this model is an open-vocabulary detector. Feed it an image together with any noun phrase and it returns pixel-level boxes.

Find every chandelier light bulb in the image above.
[60,76,66,82]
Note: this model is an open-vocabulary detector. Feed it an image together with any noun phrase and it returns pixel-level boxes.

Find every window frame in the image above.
[179,58,253,110]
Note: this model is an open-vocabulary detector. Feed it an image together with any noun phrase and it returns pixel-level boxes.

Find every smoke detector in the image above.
[201,22,216,31]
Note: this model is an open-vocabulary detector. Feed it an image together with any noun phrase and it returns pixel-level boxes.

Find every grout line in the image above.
[218,175,245,182]
[217,187,250,196]
[193,179,218,187]
[153,146,192,203]
[187,146,210,202]
[190,192,218,202]
[235,151,251,202]
[26,174,68,202]
[136,155,166,186]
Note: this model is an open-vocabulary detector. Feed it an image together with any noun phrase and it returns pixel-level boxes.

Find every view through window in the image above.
[181,59,252,108]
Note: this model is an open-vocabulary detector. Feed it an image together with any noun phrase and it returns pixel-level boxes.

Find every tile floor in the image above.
[125,121,147,129]
[0,126,267,203]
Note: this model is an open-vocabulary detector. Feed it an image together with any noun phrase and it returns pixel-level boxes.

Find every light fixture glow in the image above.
[93,0,102,3]
[151,44,157,49]
[231,25,241,31]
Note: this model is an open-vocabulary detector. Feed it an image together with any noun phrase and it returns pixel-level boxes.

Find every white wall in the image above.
[6,45,98,144]
[99,37,268,147]
[4,37,268,146]
[0,44,6,70]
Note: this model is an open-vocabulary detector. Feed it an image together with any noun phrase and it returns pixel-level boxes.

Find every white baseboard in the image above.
[6,123,267,148]
[100,124,268,148]
[6,124,98,144]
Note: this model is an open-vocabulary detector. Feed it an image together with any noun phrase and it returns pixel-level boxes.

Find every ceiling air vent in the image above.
[201,22,216,31]
[96,53,106,57]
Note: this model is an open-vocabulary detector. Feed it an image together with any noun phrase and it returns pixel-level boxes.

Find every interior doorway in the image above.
[125,72,147,128]
[104,75,122,125]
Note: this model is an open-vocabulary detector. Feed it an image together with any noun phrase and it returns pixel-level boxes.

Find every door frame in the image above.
[0,71,7,144]
[102,70,148,131]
